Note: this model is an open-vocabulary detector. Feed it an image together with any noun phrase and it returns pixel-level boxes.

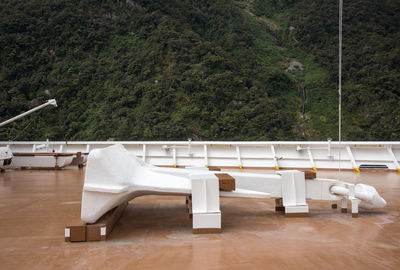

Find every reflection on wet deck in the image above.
[0,169,399,269]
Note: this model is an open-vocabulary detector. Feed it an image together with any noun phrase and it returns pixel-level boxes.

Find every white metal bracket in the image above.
[236,146,243,169]
[307,147,317,172]
[172,146,177,167]
[271,145,279,170]
[204,144,208,167]
[387,146,400,172]
[346,146,360,172]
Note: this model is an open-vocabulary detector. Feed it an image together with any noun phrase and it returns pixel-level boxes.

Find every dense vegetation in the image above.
[253,0,400,140]
[0,0,398,141]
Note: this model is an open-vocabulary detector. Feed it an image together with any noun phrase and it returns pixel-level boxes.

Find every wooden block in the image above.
[352,213,359,218]
[341,208,348,213]
[67,225,86,242]
[331,204,338,209]
[188,203,193,219]
[86,225,101,241]
[275,198,284,212]
[215,173,235,191]
[185,195,192,205]
[208,167,221,171]
[285,213,309,217]
[85,202,127,241]
[193,228,221,234]
[186,195,192,214]
[302,170,316,179]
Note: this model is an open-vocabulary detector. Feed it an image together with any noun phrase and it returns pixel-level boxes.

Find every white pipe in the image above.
[0,99,57,127]
[338,0,343,180]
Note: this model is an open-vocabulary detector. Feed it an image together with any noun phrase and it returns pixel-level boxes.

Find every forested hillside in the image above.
[254,0,400,140]
[0,0,399,141]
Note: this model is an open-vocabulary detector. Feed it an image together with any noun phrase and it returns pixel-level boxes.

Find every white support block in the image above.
[285,205,309,214]
[350,198,361,218]
[278,170,309,216]
[190,172,221,230]
[190,172,220,213]
[279,170,307,206]
[193,213,221,229]
[191,178,207,212]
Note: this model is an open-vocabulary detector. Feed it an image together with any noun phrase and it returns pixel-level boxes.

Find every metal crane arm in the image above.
[0,99,57,128]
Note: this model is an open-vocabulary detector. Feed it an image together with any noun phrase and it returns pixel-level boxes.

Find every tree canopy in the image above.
[0,0,398,141]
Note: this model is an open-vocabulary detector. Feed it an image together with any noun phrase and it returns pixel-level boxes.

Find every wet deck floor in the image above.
[0,168,399,269]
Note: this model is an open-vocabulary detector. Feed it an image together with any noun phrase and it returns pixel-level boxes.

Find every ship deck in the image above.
[0,168,399,269]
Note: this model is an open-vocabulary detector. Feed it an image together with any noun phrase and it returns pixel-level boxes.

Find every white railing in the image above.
[1,140,400,171]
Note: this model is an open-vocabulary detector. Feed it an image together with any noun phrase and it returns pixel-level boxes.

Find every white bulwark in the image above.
[1,140,400,172]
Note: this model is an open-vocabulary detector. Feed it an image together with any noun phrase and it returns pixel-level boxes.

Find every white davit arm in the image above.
[0,99,57,127]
